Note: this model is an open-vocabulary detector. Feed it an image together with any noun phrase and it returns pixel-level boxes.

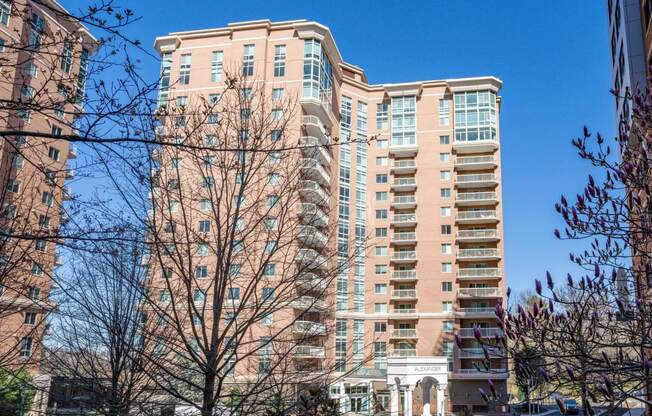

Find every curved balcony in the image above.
[391,213,417,227]
[301,115,330,145]
[295,248,328,270]
[456,229,500,242]
[291,295,328,311]
[390,348,417,357]
[300,158,330,186]
[456,210,499,224]
[391,177,417,191]
[298,203,328,228]
[389,308,418,319]
[298,225,328,248]
[300,180,329,206]
[300,136,332,166]
[296,272,328,292]
[457,307,496,317]
[300,95,333,128]
[294,345,325,359]
[68,145,78,159]
[392,159,416,173]
[458,327,502,338]
[391,232,417,245]
[390,269,417,282]
[391,195,417,209]
[391,250,417,263]
[452,138,498,154]
[455,155,497,170]
[293,320,326,336]
[391,289,417,300]
[389,329,418,339]
[457,268,501,280]
[456,248,500,261]
[458,287,502,298]
[456,191,498,206]
[455,173,498,189]
[388,143,418,157]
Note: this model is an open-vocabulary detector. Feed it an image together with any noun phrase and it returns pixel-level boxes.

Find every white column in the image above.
[404,386,413,416]
[436,386,446,416]
[422,401,431,416]
[390,385,399,416]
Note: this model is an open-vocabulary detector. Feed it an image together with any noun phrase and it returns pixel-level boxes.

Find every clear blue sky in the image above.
[66,1,616,294]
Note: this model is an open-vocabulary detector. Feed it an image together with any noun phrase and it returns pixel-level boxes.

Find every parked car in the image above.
[564,399,579,415]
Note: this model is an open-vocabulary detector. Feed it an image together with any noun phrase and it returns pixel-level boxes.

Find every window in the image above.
[376,101,389,130]
[200,199,211,211]
[442,321,454,332]
[375,264,388,275]
[441,225,451,235]
[12,155,24,169]
[440,188,451,198]
[442,301,453,312]
[440,170,451,180]
[258,337,271,373]
[267,195,279,207]
[374,303,387,313]
[262,287,274,301]
[440,207,451,217]
[19,337,32,357]
[0,0,10,25]
[374,341,387,370]
[6,180,19,193]
[21,85,34,99]
[159,290,170,302]
[439,99,450,126]
[374,322,387,332]
[270,129,282,142]
[211,51,223,82]
[242,44,255,76]
[441,243,452,254]
[197,244,209,257]
[17,108,31,122]
[193,290,206,302]
[42,192,53,207]
[375,227,388,237]
[376,174,388,184]
[3,203,16,219]
[28,287,40,301]
[439,135,450,145]
[376,191,388,201]
[179,54,191,84]
[35,239,47,252]
[376,138,388,148]
[375,246,388,256]
[31,262,43,276]
[391,96,416,146]
[374,283,387,294]
[161,267,173,279]
[25,61,37,77]
[195,266,208,279]
[264,218,277,230]
[442,282,453,292]
[376,156,388,166]
[274,44,286,77]
[28,13,44,49]
[375,209,387,219]
[272,88,284,100]
[0,37,4,52]
[442,263,452,273]
[48,147,60,161]
[61,41,73,74]
[264,241,277,254]
[228,287,240,300]
[440,152,450,162]
[51,125,62,136]
[38,215,50,229]
[271,108,283,121]
[199,220,211,233]
[264,262,276,276]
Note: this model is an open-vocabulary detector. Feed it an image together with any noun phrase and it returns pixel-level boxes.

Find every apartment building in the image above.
[154,19,506,415]
[0,0,92,373]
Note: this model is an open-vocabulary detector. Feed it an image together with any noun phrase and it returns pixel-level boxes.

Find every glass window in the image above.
[228,287,240,300]
[376,227,387,237]
[179,54,191,85]
[19,336,32,357]
[440,170,451,180]
[441,225,451,235]
[376,191,388,201]
[376,101,389,130]
[242,44,255,76]
[376,174,388,184]
[442,282,453,292]
[440,207,451,217]
[442,263,452,273]
[374,322,387,332]
[440,135,450,145]
[439,152,450,162]
[0,1,10,25]
[375,209,387,219]
[274,44,286,77]
[440,188,451,198]
[442,301,453,312]
[376,156,388,166]
[374,284,387,294]
[441,243,452,254]
[374,303,387,313]
[442,321,454,332]
[375,264,388,275]
[375,246,388,256]
[211,51,223,82]
[439,99,450,126]
[61,41,73,74]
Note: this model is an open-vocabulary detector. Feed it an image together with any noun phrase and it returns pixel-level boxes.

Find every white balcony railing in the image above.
[455,155,496,167]
[391,289,417,299]
[457,229,499,240]
[296,248,327,270]
[456,210,498,222]
[391,251,417,261]
[456,192,498,203]
[457,268,501,279]
[391,213,417,224]
[301,115,330,144]
[391,195,416,206]
[300,180,329,205]
[298,203,329,227]
[390,329,418,339]
[296,272,328,292]
[300,158,331,185]
[458,327,502,338]
[457,248,500,259]
[390,349,417,357]
[300,136,332,165]
[458,347,503,359]
[298,225,328,248]
[294,345,325,358]
[456,173,497,184]
[293,320,326,335]
[458,307,496,315]
[392,160,416,170]
[391,270,417,281]
[292,296,327,311]
[458,287,502,298]
[391,308,417,315]
[391,232,416,242]
[392,177,417,188]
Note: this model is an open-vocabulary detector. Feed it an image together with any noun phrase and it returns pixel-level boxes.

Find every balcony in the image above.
[452,368,508,379]
[300,95,333,128]
[456,210,499,224]
[298,203,329,227]
[298,225,328,248]
[301,115,330,145]
[391,195,417,209]
[296,272,328,292]
[391,250,417,263]
[65,168,75,179]
[391,213,417,227]
[391,289,417,300]
[296,248,328,270]
[455,173,498,189]
[390,269,417,282]
[458,347,503,359]
[62,186,72,201]
[388,143,418,157]
[458,287,502,298]
[456,192,498,206]
[300,180,329,206]
[300,158,331,186]
[390,349,417,357]
[457,229,500,242]
[294,345,325,359]
[391,177,417,191]
[455,155,497,171]
[457,307,496,317]
[292,296,328,311]
[392,159,416,173]
[389,308,418,319]
[452,138,498,154]
[391,232,417,245]
[457,268,501,280]
[293,320,326,336]
[300,137,332,166]
[389,329,418,339]
[456,248,500,261]
[458,327,502,338]
[68,144,78,159]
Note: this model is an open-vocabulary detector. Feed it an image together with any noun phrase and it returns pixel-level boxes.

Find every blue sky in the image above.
[66,1,615,294]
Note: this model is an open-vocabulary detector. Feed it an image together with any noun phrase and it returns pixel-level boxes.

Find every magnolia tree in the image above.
[471,87,652,416]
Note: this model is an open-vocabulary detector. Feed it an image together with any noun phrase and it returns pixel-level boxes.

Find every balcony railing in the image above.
[301,115,330,144]
[298,203,329,227]
[298,225,328,248]
[391,195,416,206]
[456,173,497,186]
[458,287,502,298]
[296,248,328,270]
[458,307,496,315]
[457,268,501,279]
[454,155,496,169]
[390,308,417,315]
[452,137,498,154]
[456,192,498,204]
[456,210,498,222]
[300,180,329,206]
[293,320,326,335]
[300,158,331,186]
[457,229,499,240]
[458,327,502,338]
[390,349,417,357]
[300,136,332,165]
[456,248,500,260]
[296,273,328,292]
[391,251,417,262]
[458,347,503,359]
[390,329,418,339]
[392,160,416,171]
[391,232,416,243]
[68,145,78,159]
[391,177,417,189]
[292,296,327,311]
[457,368,507,374]
[391,270,417,281]
[294,345,326,358]
[391,289,417,299]
[391,213,417,225]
